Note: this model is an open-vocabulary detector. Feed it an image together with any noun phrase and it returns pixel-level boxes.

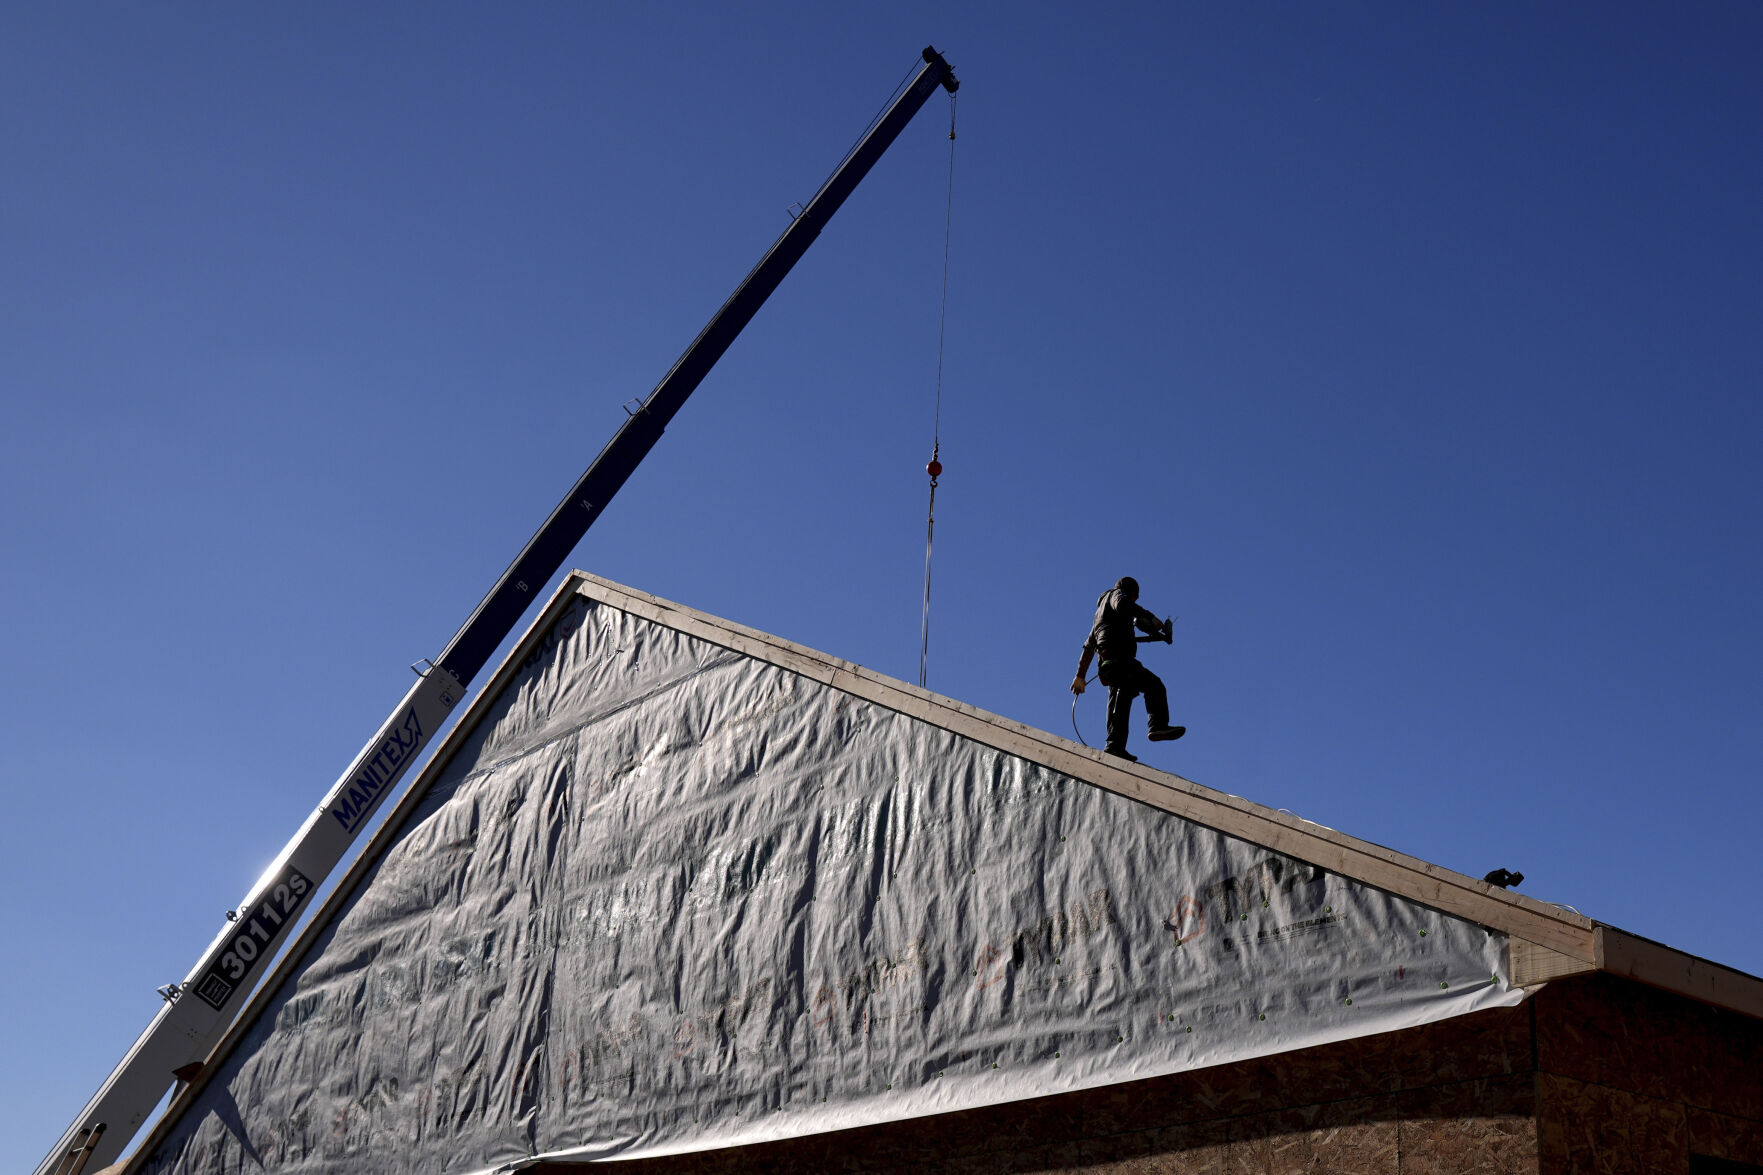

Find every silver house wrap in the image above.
[140,575,1537,1175]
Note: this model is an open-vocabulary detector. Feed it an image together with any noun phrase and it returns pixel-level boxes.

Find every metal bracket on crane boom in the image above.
[49,1124,105,1175]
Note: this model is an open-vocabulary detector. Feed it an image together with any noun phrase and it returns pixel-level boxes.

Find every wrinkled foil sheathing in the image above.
[146,594,1519,1174]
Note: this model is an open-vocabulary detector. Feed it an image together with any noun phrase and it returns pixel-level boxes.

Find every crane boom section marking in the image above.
[192,866,314,1009]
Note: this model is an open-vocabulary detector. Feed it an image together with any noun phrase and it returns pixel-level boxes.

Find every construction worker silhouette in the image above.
[1071,576,1184,761]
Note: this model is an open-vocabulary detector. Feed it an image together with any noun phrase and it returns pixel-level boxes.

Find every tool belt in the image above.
[1096,656,1136,688]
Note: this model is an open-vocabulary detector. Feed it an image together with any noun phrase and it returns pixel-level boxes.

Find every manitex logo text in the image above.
[330,706,424,834]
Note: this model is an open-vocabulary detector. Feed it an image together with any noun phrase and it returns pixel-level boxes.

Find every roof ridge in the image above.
[567,570,1599,962]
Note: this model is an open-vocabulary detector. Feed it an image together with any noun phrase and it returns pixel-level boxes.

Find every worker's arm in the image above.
[1132,605,1169,640]
[1072,637,1096,694]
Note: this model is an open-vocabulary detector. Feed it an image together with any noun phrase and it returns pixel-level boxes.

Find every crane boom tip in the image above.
[921,45,959,92]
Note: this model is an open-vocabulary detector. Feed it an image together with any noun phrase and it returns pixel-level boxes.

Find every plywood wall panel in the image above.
[1397,1112,1539,1175]
[1685,1107,1763,1168]
[1145,1121,1230,1173]
[1535,1072,1689,1175]
[1533,975,1763,1124]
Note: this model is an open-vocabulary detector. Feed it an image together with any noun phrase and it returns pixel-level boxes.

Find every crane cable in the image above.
[919,91,957,690]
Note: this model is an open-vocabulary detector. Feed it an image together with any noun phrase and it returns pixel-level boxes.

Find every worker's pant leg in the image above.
[1136,664,1169,730]
[1103,659,1168,749]
[1104,678,1136,751]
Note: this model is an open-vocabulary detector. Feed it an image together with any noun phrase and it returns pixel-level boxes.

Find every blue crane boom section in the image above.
[37,46,958,1175]
[438,47,960,685]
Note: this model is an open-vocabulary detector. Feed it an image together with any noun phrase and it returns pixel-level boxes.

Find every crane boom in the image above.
[38,46,958,1175]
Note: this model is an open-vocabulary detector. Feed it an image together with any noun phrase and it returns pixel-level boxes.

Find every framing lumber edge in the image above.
[1595,925,1763,1021]
[570,571,1600,962]
[575,573,1763,1022]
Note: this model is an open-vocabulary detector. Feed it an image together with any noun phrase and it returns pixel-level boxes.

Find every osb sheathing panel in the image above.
[529,1006,1538,1174]
[541,1093,1529,1173]
[1397,1076,1538,1175]
[1527,974,1763,1175]
[1533,975,1763,1123]
[1536,1072,1690,1175]
[1685,1107,1763,1168]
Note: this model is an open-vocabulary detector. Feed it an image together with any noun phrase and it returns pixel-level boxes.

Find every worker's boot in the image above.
[1104,746,1137,762]
[1147,725,1186,742]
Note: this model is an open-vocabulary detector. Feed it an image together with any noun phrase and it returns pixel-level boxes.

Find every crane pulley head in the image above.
[922,45,960,93]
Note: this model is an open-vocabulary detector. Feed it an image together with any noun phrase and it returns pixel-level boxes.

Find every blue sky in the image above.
[4,3,1761,1166]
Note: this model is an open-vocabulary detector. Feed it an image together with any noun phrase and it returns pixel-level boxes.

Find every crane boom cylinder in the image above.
[37,45,956,1175]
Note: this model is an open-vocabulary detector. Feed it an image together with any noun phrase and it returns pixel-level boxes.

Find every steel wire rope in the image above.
[919,90,957,689]
[805,58,922,212]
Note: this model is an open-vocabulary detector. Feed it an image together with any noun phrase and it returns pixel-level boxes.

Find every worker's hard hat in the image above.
[1115,576,1139,599]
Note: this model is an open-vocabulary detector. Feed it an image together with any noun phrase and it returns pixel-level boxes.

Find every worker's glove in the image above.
[1070,673,1087,696]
